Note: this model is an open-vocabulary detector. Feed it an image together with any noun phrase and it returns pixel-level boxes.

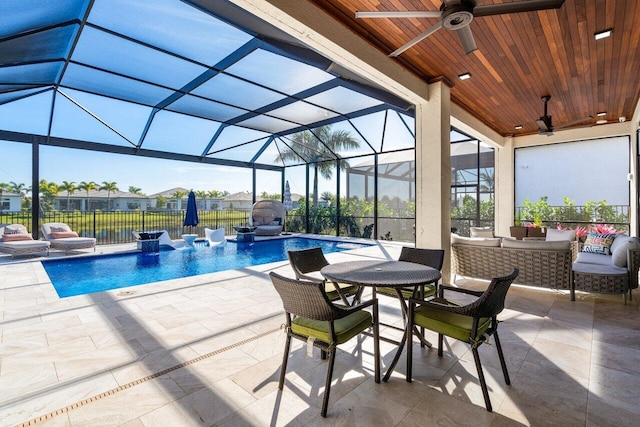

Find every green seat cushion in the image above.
[291,310,372,345]
[377,285,436,299]
[413,298,491,344]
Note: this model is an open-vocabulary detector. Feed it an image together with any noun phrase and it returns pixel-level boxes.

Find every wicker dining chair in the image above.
[269,272,380,418]
[406,268,519,412]
[377,247,445,304]
[287,247,360,305]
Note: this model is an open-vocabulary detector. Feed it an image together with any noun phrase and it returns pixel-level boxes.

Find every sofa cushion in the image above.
[546,228,576,241]
[572,261,627,275]
[451,234,501,247]
[611,236,640,268]
[609,233,629,254]
[575,252,614,266]
[502,239,571,251]
[1,233,33,242]
[582,233,616,255]
[470,227,494,238]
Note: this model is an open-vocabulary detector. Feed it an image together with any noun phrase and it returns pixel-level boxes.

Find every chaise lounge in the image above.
[41,222,96,254]
[250,200,285,236]
[0,224,50,258]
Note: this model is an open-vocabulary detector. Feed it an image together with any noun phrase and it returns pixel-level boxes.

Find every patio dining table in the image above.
[321,259,441,382]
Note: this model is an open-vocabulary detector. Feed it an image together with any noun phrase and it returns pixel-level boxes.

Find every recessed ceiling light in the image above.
[595,29,612,40]
[597,112,607,117]
[458,73,471,80]
[514,125,523,130]
[596,119,608,125]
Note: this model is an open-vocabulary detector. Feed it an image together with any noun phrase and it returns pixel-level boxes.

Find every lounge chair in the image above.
[204,227,226,247]
[0,224,50,258]
[156,230,187,249]
[249,200,285,236]
[41,222,96,254]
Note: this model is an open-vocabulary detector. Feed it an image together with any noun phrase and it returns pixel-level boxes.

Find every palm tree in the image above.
[8,181,26,196]
[321,191,333,205]
[128,186,143,195]
[479,169,495,194]
[275,125,360,205]
[58,181,76,211]
[39,179,59,213]
[78,181,98,211]
[100,181,119,211]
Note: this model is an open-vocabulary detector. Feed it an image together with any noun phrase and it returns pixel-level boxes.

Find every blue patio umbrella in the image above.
[183,190,199,233]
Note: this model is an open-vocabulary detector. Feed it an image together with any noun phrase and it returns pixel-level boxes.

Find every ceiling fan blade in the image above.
[554,115,594,130]
[389,21,443,57]
[474,0,565,17]
[456,26,477,54]
[536,119,550,131]
[355,11,441,19]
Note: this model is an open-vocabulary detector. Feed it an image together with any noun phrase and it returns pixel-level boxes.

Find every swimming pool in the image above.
[43,237,370,298]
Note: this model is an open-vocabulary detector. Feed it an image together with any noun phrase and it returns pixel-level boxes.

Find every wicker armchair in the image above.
[287,247,360,305]
[377,247,444,301]
[406,268,519,412]
[269,272,380,417]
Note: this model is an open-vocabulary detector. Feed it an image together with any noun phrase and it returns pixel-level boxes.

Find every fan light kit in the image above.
[595,29,612,40]
[536,95,593,136]
[356,0,566,56]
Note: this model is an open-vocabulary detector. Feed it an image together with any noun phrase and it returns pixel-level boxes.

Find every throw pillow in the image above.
[2,233,33,242]
[4,226,27,235]
[50,226,70,233]
[470,226,494,238]
[582,233,616,255]
[51,231,79,239]
[274,217,282,225]
[611,237,640,267]
[545,228,576,242]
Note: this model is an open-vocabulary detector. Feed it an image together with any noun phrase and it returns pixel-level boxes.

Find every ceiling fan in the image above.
[536,95,593,136]
[355,0,566,57]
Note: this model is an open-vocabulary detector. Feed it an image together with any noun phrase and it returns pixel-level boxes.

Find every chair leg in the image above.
[472,347,492,412]
[493,331,510,385]
[278,335,292,390]
[321,348,336,418]
[406,306,414,383]
[373,301,380,384]
[437,333,443,357]
[320,349,327,360]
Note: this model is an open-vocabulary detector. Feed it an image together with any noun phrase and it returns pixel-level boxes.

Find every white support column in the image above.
[495,136,515,237]
[415,80,452,280]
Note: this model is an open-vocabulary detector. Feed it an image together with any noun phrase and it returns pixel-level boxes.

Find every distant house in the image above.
[222,192,254,211]
[147,188,223,211]
[0,192,22,212]
[55,189,151,212]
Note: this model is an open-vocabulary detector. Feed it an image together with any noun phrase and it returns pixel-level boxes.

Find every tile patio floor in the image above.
[1,240,639,426]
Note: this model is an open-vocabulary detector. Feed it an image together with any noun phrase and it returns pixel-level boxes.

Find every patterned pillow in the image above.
[50,226,69,233]
[4,226,27,235]
[582,233,617,255]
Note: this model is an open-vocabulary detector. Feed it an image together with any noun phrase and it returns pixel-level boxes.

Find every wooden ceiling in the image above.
[310,0,640,137]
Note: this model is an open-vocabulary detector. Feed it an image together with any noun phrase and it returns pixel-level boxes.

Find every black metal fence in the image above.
[0,210,251,245]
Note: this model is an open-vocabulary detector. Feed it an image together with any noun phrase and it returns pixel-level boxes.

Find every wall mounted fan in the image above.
[536,95,593,136]
[356,0,565,57]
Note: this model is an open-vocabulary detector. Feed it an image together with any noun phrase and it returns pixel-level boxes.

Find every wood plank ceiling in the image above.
[310,0,640,137]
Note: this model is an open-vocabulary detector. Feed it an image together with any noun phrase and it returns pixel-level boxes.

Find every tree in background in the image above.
[39,179,59,213]
[78,181,98,211]
[0,182,9,214]
[155,195,167,209]
[128,186,144,195]
[274,125,360,205]
[59,181,76,211]
[100,181,118,211]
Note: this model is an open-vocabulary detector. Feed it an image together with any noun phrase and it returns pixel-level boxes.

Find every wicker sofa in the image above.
[451,235,577,291]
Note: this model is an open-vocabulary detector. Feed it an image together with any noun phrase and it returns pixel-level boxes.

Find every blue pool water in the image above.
[43,237,369,298]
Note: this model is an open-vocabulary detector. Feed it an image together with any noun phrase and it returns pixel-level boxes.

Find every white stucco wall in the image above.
[515,136,630,206]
